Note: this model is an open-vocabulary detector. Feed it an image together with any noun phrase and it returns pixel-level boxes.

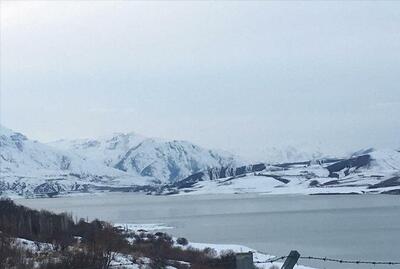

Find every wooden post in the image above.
[236,252,254,269]
[281,250,300,269]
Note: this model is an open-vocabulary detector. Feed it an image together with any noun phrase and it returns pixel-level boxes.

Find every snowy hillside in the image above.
[49,133,241,183]
[161,149,400,195]
[0,126,149,196]
[49,132,148,167]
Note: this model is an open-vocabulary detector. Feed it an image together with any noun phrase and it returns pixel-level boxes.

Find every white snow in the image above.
[0,125,156,196]
[114,223,174,231]
[13,237,55,253]
[181,241,314,269]
[49,131,242,183]
[111,223,316,269]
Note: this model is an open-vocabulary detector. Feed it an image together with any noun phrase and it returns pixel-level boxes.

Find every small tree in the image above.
[176,237,189,246]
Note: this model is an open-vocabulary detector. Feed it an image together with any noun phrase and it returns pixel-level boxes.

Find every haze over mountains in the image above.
[1,125,399,197]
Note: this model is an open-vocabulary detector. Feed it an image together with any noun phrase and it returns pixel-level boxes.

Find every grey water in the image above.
[16,193,400,269]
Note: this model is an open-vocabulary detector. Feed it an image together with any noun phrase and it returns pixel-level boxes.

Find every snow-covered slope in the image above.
[49,133,241,183]
[49,132,147,167]
[0,126,149,196]
[162,149,400,195]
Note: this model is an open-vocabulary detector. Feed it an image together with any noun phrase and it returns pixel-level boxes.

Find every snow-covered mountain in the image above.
[49,133,241,183]
[1,125,399,197]
[0,125,242,196]
[0,126,148,196]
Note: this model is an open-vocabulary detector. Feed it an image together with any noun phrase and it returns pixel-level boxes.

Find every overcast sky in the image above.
[1,1,399,160]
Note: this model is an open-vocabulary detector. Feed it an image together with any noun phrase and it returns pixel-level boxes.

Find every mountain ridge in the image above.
[0,125,242,196]
[1,125,399,197]
[49,132,242,183]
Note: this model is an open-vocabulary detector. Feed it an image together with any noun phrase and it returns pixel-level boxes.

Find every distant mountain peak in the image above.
[48,130,242,183]
[0,125,144,197]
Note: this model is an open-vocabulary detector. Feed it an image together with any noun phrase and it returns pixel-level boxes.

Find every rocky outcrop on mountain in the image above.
[326,155,371,178]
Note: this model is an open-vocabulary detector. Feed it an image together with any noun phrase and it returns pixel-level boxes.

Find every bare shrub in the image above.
[176,237,189,246]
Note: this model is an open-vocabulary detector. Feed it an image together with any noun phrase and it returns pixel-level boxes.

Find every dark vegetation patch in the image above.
[0,199,240,269]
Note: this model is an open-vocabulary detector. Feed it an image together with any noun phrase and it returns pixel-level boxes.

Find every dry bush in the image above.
[176,237,189,246]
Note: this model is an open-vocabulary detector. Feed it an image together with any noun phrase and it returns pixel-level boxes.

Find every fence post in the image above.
[281,250,300,269]
[235,251,254,269]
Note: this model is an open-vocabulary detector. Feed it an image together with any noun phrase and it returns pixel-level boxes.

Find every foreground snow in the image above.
[115,223,316,269]
[9,223,317,269]
[183,242,313,269]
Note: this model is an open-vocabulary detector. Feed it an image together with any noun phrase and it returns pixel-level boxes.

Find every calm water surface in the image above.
[16,193,400,269]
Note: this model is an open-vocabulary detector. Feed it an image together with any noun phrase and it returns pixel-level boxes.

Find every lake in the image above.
[16,193,400,269]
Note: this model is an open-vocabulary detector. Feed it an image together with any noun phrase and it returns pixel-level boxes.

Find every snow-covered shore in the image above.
[113,223,316,269]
